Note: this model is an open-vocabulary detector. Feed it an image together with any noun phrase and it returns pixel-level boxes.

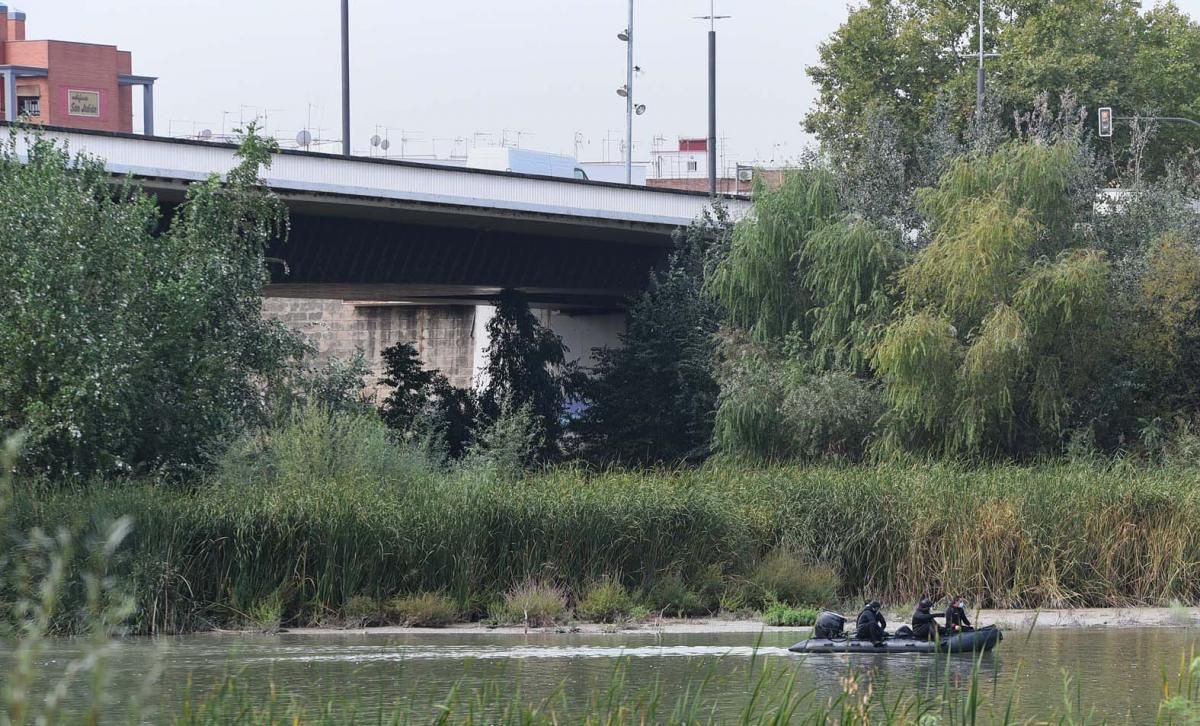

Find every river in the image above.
[11,627,1198,722]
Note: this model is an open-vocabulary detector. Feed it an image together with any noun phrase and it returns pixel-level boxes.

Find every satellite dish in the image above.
[635,104,646,116]
[199,129,213,140]
[380,138,391,152]
[370,134,382,147]
[296,129,313,147]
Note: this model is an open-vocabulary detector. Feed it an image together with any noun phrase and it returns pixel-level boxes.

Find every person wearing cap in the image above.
[911,597,947,640]
[855,599,887,644]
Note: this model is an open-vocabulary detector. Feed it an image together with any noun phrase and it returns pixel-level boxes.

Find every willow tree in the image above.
[708,171,899,460]
[875,141,1112,457]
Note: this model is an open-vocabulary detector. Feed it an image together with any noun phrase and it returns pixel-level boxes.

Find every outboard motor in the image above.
[814,610,847,639]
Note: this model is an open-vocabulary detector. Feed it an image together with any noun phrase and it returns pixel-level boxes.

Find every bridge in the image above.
[5,124,752,388]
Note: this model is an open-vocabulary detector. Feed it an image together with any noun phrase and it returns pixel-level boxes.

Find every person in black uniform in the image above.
[945,596,973,633]
[856,600,887,644]
[911,597,946,641]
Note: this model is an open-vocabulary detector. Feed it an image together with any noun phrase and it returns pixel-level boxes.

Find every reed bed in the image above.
[10,443,1200,633]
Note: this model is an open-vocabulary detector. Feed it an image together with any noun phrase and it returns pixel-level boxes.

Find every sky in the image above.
[15,1,1200,167]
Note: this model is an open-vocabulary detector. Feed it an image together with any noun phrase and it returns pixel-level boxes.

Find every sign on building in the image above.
[67,90,100,117]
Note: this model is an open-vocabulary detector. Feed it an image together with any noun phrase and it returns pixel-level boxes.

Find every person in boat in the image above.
[856,600,887,643]
[911,597,947,641]
[945,595,973,633]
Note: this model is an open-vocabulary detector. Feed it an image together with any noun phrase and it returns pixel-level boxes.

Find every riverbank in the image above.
[10,456,1200,635]
[275,606,1200,637]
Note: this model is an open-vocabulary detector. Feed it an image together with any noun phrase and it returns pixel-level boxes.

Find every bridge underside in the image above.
[268,213,666,309]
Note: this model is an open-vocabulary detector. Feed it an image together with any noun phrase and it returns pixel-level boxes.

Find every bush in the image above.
[493,581,567,627]
[762,603,819,627]
[343,595,384,627]
[750,551,841,608]
[387,592,459,627]
[576,577,635,623]
[645,572,711,618]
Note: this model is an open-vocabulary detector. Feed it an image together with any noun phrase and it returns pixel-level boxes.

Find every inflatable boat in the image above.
[788,625,1003,655]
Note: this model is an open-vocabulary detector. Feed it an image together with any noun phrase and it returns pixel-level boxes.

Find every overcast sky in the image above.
[17,1,1200,165]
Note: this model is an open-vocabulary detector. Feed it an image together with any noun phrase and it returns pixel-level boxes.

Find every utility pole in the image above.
[340,0,351,156]
[975,0,1000,124]
[695,2,730,196]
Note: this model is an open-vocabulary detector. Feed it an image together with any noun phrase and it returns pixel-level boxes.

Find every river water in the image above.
[11,627,1198,722]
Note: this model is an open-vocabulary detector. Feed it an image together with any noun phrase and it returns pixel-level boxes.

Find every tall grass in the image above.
[9,408,1200,633]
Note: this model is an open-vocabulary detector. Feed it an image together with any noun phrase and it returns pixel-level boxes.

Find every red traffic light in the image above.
[1099,107,1114,138]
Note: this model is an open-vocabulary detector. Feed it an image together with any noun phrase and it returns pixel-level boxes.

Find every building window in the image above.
[18,96,41,117]
[686,159,698,172]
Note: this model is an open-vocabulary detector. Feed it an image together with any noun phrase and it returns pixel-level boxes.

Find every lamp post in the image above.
[341,0,351,156]
[617,0,635,184]
[695,1,730,196]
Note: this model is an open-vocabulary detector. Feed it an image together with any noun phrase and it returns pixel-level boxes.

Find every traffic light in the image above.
[1098,107,1114,138]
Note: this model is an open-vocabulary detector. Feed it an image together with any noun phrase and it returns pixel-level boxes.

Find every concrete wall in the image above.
[266,298,627,399]
[263,298,478,397]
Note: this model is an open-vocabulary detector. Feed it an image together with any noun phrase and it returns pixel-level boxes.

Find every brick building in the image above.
[0,4,155,133]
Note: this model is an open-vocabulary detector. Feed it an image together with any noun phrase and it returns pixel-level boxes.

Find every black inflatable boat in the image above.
[789,625,1003,655]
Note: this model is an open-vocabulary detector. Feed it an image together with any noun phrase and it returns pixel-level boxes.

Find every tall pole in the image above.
[707,27,717,196]
[341,0,351,156]
[976,0,985,122]
[625,0,634,184]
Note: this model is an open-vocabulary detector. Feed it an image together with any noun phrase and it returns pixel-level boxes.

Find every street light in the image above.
[694,1,730,195]
[975,0,1000,124]
[618,0,637,184]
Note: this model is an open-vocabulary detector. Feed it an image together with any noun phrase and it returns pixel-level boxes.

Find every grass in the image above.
[493,580,568,627]
[387,592,459,627]
[8,409,1200,634]
[761,603,819,627]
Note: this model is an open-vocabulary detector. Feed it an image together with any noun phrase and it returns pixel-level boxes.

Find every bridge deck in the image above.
[5,124,750,237]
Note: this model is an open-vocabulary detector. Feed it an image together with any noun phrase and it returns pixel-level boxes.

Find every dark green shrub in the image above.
[645,572,710,617]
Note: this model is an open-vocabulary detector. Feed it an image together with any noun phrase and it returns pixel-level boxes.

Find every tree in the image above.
[378,341,477,459]
[572,208,732,465]
[706,172,900,461]
[479,289,571,461]
[807,0,1200,179]
[874,140,1113,456]
[0,127,303,477]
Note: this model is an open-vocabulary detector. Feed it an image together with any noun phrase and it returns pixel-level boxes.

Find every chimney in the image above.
[8,8,24,41]
[0,4,9,43]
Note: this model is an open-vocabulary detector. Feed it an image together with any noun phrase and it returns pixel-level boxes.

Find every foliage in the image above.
[386,592,459,627]
[575,577,634,623]
[644,571,711,618]
[378,341,477,458]
[806,0,1200,178]
[1127,231,1200,416]
[479,289,572,462]
[342,595,384,627]
[572,208,731,465]
[714,347,883,462]
[0,127,303,478]
[378,342,437,431]
[761,603,819,627]
[493,580,568,627]
[876,141,1113,457]
[749,551,841,609]
[708,170,840,343]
